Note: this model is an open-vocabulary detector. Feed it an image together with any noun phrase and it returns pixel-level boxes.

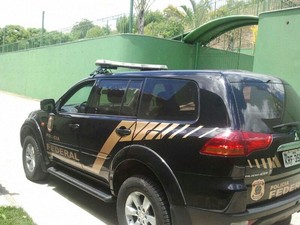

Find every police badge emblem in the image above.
[251,179,265,201]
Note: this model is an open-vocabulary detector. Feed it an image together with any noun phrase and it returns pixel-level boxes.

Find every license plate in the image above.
[282,148,300,168]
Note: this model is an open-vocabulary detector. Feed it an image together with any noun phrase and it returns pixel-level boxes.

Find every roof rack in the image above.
[92,59,168,75]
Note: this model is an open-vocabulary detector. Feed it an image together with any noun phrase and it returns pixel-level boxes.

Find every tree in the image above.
[0,25,30,51]
[144,10,164,26]
[180,0,211,30]
[1,25,29,44]
[134,0,155,34]
[86,26,110,38]
[43,31,71,45]
[144,6,184,38]
[116,16,132,33]
[71,19,95,40]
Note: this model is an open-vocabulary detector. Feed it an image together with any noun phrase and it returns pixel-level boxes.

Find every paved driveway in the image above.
[0,91,299,225]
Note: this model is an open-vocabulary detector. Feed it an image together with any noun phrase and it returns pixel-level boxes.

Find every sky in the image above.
[0,0,191,31]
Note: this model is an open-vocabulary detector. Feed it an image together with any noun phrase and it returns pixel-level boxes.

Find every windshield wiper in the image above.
[273,121,300,130]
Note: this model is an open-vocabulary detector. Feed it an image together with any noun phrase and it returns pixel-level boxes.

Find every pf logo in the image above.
[251,179,265,201]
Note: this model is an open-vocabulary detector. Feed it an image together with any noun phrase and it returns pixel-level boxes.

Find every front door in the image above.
[45,80,95,169]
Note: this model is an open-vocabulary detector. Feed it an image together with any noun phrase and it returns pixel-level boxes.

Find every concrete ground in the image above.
[0,91,299,225]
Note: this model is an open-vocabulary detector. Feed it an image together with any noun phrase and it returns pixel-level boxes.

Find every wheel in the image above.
[117,176,171,225]
[273,215,292,225]
[22,136,47,181]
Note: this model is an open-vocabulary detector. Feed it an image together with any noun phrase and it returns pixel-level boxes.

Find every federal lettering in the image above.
[269,181,300,199]
[46,144,80,162]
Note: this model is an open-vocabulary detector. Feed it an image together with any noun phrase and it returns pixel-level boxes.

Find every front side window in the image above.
[139,78,199,121]
[59,80,95,114]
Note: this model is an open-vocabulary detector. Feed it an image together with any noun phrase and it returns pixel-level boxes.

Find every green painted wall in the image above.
[253,7,300,95]
[0,34,194,99]
[0,34,253,100]
[197,47,253,71]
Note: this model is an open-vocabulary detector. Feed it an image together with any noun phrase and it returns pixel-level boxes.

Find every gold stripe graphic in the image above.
[145,123,170,140]
[273,156,281,168]
[198,127,218,138]
[183,125,203,138]
[157,123,180,140]
[91,120,136,174]
[169,124,190,139]
[134,122,159,141]
[247,156,282,170]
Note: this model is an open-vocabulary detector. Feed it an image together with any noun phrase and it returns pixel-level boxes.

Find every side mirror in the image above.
[40,99,56,113]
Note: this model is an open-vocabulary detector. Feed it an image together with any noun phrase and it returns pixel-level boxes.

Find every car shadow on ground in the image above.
[45,175,118,225]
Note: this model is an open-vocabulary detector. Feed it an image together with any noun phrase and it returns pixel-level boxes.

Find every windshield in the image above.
[232,82,300,133]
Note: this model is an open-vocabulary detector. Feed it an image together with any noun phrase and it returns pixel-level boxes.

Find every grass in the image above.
[0,206,36,225]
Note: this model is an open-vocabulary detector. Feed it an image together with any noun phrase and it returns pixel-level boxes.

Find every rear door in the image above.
[231,80,300,205]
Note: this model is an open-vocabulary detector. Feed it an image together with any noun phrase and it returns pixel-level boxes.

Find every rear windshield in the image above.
[232,82,300,133]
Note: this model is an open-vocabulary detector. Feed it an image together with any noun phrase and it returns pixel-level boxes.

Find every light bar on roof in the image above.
[95,59,168,71]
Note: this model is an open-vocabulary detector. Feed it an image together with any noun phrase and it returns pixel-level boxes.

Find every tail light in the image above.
[200,130,273,156]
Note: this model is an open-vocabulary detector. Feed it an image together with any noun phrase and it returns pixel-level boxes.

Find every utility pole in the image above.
[41,11,45,46]
[129,0,134,33]
[2,27,5,53]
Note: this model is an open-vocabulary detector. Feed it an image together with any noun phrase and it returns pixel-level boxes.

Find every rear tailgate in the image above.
[246,138,300,205]
[231,78,300,206]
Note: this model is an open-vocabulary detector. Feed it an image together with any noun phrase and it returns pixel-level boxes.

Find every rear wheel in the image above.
[117,176,171,225]
[22,136,47,181]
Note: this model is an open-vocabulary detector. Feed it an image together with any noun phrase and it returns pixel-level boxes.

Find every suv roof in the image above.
[93,68,284,83]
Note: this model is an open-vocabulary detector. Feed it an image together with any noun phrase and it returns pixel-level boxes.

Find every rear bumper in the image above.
[170,190,300,225]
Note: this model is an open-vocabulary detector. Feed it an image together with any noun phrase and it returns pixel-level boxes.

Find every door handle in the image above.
[69,123,80,130]
[115,126,131,137]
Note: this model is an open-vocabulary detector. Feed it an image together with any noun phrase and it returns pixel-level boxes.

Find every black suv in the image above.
[20,60,300,225]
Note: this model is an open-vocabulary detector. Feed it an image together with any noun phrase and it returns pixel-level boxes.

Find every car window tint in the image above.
[139,78,198,121]
[232,82,285,133]
[59,81,95,114]
[121,80,143,116]
[199,89,230,128]
[89,79,142,116]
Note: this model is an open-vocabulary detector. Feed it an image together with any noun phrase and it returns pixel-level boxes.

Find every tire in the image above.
[117,176,171,225]
[273,215,292,225]
[22,136,47,181]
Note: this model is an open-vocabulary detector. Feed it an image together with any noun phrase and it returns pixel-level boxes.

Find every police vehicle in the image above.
[20,60,300,225]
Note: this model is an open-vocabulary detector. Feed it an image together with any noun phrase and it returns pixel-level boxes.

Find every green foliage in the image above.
[145,10,164,26]
[43,31,72,45]
[71,19,95,40]
[116,16,132,33]
[86,26,110,38]
[1,25,29,44]
[144,6,184,38]
[144,18,184,38]
[180,0,211,31]
[0,207,35,225]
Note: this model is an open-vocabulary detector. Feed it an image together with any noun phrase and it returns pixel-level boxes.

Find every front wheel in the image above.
[117,176,171,225]
[22,136,47,181]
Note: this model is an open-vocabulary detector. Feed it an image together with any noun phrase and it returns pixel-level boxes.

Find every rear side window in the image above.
[139,78,198,121]
[199,89,230,128]
[231,82,291,133]
[88,79,142,116]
